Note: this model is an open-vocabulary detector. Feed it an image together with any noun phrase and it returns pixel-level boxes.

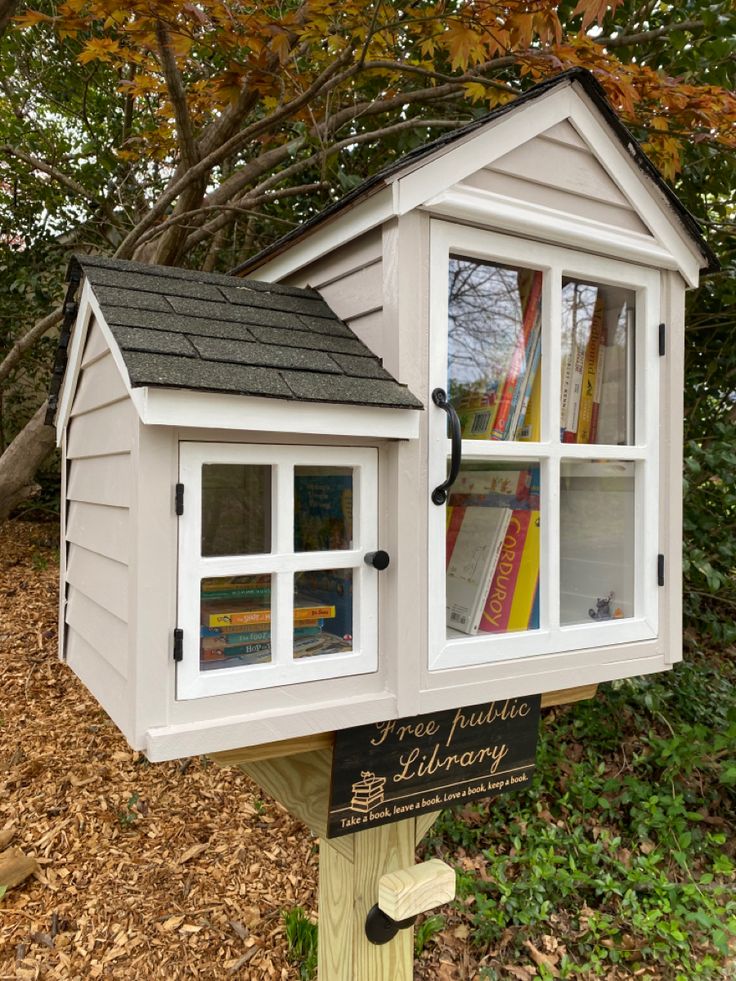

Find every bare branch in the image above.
[0,306,64,386]
[114,43,358,261]
[598,19,705,48]
[2,145,102,207]
[155,18,200,169]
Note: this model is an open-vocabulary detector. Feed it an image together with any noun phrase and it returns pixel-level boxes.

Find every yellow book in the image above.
[577,295,604,444]
[518,366,541,442]
[507,511,540,631]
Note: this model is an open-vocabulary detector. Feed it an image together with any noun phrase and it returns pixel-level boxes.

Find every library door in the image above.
[176,441,379,700]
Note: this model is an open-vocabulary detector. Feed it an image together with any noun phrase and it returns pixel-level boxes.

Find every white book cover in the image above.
[446,507,512,635]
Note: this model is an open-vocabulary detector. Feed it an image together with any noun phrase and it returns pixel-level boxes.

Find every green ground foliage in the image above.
[423,656,736,978]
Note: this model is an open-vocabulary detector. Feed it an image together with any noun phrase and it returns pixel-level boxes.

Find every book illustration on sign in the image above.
[350,771,387,813]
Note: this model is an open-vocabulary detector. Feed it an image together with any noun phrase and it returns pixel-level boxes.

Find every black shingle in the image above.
[247,324,369,357]
[166,294,299,329]
[109,325,198,357]
[101,306,259,343]
[189,335,342,374]
[124,351,294,398]
[218,284,335,320]
[329,353,393,380]
[80,264,225,301]
[281,371,420,408]
[92,285,174,312]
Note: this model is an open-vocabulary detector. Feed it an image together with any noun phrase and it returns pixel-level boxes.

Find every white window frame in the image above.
[428,221,660,671]
[177,441,378,699]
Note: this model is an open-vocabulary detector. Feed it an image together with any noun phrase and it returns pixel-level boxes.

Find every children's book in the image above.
[479,510,534,633]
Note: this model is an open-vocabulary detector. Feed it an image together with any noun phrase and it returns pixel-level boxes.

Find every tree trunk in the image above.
[0,401,56,521]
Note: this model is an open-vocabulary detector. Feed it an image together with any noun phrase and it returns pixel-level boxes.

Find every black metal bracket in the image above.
[173,628,183,662]
[365,905,417,945]
[431,388,462,505]
[175,482,184,516]
[659,322,666,356]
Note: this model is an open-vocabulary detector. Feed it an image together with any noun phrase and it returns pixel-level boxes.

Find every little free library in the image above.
[49,67,714,767]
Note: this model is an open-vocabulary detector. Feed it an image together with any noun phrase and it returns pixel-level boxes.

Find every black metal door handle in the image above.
[431,388,462,505]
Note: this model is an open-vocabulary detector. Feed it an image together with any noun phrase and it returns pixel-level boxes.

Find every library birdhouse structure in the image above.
[51,69,715,762]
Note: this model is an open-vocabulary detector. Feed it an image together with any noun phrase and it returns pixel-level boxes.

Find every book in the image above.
[202,598,336,628]
[576,294,604,444]
[509,323,541,440]
[507,510,541,631]
[294,470,353,551]
[563,319,587,442]
[491,271,543,440]
[446,505,465,565]
[446,506,512,634]
[201,630,271,648]
[479,510,534,633]
[201,640,272,659]
[518,361,542,441]
[448,465,539,511]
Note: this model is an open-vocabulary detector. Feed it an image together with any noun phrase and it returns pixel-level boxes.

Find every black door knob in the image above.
[364,550,390,570]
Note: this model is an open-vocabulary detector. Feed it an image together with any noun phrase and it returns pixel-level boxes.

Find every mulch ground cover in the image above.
[0,520,477,980]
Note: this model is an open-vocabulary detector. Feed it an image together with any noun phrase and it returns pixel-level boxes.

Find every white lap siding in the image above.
[63,318,135,735]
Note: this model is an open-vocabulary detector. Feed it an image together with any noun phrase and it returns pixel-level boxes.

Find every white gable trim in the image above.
[423,185,678,270]
[130,386,420,440]
[55,280,136,445]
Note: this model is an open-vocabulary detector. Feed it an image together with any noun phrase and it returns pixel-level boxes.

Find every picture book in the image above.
[491,271,543,440]
[479,510,535,634]
[446,506,512,634]
[507,511,541,631]
[202,597,336,628]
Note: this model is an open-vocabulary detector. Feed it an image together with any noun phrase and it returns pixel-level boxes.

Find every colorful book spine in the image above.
[563,327,587,442]
[200,586,271,601]
[510,326,541,439]
[576,295,604,444]
[507,511,540,631]
[479,510,532,633]
[491,271,543,440]
[589,326,608,443]
[201,640,272,660]
[518,362,542,442]
[203,604,335,628]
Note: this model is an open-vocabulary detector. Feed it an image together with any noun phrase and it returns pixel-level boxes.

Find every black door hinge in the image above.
[175,483,184,515]
[657,554,665,587]
[658,323,666,357]
[173,628,184,662]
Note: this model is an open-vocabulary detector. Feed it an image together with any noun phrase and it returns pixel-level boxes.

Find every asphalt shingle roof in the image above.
[67,255,422,410]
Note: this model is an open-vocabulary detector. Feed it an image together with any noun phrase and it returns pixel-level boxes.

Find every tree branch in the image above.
[155,18,199,169]
[0,0,19,39]
[2,145,102,208]
[0,306,64,386]
[598,19,706,48]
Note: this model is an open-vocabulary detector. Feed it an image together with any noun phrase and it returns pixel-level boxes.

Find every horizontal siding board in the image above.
[488,136,630,206]
[539,119,589,150]
[344,308,385,355]
[66,500,130,564]
[284,227,383,290]
[66,588,128,678]
[70,352,129,417]
[66,399,137,458]
[65,628,131,738]
[66,543,128,621]
[317,259,383,323]
[81,319,109,367]
[67,453,132,508]
[461,170,650,235]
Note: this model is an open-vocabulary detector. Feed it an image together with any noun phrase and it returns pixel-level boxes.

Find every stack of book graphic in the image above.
[445,466,540,636]
[350,772,386,812]
[455,269,543,443]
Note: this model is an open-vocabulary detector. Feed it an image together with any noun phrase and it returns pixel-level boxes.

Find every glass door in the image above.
[177,442,378,699]
[429,223,660,671]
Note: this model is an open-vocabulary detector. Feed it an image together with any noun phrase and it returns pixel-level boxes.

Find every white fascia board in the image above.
[396,86,574,216]
[55,279,94,445]
[131,386,421,440]
[246,185,395,283]
[56,280,137,445]
[423,185,679,270]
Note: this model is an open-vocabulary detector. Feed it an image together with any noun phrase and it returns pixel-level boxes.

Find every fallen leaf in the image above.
[524,940,559,976]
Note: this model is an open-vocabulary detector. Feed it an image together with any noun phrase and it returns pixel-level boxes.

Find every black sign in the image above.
[327,695,541,838]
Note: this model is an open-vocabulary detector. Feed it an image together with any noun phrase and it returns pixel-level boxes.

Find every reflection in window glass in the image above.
[201,464,271,556]
[199,574,272,670]
[448,256,543,442]
[560,461,635,626]
[446,462,540,637]
[294,467,353,552]
[560,280,635,446]
[293,569,353,658]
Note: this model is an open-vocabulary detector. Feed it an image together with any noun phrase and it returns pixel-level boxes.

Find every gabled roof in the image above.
[233,67,717,279]
[52,255,421,416]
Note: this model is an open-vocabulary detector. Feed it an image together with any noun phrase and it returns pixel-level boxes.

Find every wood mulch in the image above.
[0,520,472,980]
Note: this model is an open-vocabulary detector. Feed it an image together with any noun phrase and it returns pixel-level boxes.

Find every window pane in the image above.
[294,467,353,552]
[446,462,540,637]
[201,464,271,556]
[293,570,353,658]
[560,461,635,626]
[448,256,543,442]
[200,575,272,670]
[560,280,635,445]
